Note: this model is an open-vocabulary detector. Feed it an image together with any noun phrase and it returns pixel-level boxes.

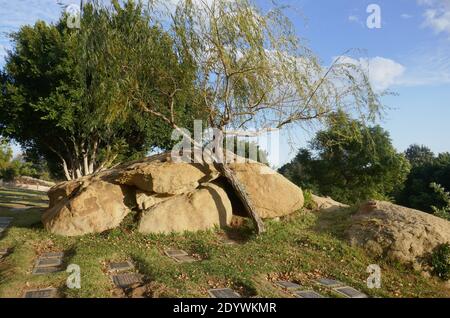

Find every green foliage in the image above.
[430,183,450,221]
[397,147,450,213]
[0,138,13,170]
[430,243,450,281]
[0,1,200,180]
[129,0,384,147]
[279,112,411,204]
[405,144,435,168]
[0,141,45,181]
[303,189,318,210]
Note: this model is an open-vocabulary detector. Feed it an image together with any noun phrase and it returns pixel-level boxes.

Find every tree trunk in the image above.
[215,162,266,234]
[61,158,72,181]
[83,153,89,176]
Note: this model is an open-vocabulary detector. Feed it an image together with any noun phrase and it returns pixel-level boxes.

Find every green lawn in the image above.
[0,186,449,298]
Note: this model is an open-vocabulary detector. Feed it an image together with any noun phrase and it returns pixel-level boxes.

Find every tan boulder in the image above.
[117,156,219,195]
[42,179,133,236]
[347,201,450,269]
[138,182,232,234]
[228,162,304,219]
[135,190,173,210]
[47,179,84,208]
[312,194,349,212]
[43,152,306,236]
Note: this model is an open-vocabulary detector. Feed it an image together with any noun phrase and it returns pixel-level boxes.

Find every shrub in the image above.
[430,183,450,221]
[430,243,450,280]
[279,112,410,204]
[303,190,318,210]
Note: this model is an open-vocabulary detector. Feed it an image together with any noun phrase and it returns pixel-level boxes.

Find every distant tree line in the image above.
[397,145,450,215]
[0,138,51,181]
[279,115,450,220]
[279,111,411,204]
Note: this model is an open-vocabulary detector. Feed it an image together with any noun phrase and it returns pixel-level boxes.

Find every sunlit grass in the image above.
[0,188,449,298]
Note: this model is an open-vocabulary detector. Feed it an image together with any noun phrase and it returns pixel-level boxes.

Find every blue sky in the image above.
[0,0,449,165]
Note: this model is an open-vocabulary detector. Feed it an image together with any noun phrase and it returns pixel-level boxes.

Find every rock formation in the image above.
[42,153,304,236]
[347,201,450,270]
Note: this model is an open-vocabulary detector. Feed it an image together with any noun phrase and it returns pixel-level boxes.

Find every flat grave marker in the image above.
[41,252,64,259]
[164,249,189,258]
[173,255,197,263]
[164,248,199,263]
[333,286,368,298]
[208,288,241,298]
[0,218,13,228]
[23,288,58,298]
[275,281,302,290]
[108,261,134,272]
[315,278,343,288]
[295,290,325,299]
[32,266,62,275]
[35,257,63,268]
[112,273,143,289]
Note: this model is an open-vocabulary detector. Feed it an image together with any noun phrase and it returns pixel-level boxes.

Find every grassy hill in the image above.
[0,186,449,298]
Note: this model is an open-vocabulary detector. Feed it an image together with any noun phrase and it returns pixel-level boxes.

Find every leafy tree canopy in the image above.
[397,146,450,213]
[0,137,13,170]
[0,0,200,180]
[279,112,411,204]
[405,144,435,168]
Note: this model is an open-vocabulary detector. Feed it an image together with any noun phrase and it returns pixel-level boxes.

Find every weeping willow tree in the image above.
[90,0,382,233]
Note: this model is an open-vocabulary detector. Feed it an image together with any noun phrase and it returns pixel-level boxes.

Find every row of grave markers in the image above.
[1,224,367,299]
[109,260,144,290]
[23,252,66,298]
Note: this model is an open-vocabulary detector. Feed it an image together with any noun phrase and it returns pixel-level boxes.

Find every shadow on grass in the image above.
[0,187,48,210]
[312,207,358,240]
[0,208,44,234]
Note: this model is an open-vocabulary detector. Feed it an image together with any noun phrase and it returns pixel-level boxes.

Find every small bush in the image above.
[303,190,318,210]
[430,243,450,280]
[430,183,450,221]
[1,165,20,182]
[0,159,40,182]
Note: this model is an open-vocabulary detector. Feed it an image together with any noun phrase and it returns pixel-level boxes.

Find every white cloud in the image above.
[0,0,64,66]
[418,0,450,35]
[348,15,359,22]
[401,13,413,19]
[338,51,450,90]
[347,14,365,27]
[338,56,406,91]
[396,44,450,86]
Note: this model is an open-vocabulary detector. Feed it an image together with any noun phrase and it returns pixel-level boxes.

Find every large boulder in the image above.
[135,190,173,210]
[138,182,233,234]
[43,152,305,236]
[347,201,450,269]
[228,162,304,219]
[117,154,219,195]
[43,177,134,236]
[48,179,84,208]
